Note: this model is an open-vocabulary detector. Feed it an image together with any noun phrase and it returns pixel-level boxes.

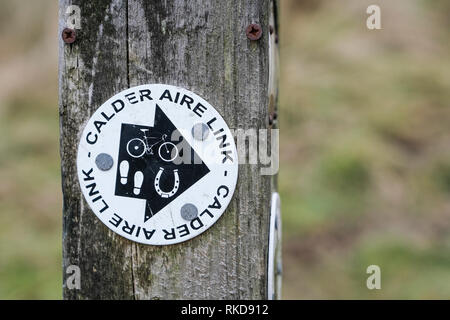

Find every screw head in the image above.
[180,203,198,221]
[246,23,262,41]
[62,27,76,44]
[192,123,210,141]
[95,153,114,171]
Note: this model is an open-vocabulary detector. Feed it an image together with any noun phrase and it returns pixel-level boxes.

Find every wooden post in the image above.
[59,0,279,299]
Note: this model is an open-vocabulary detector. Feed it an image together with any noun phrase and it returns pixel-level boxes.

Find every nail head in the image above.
[95,153,114,171]
[62,27,76,44]
[192,123,209,141]
[181,203,198,221]
[246,23,262,41]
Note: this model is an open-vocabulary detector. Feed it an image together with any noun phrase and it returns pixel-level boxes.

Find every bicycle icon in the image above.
[123,128,181,201]
[126,129,179,162]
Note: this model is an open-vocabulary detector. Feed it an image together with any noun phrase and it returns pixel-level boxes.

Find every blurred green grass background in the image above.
[1,0,450,299]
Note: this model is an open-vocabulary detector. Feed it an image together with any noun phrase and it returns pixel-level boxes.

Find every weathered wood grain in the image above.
[60,0,276,299]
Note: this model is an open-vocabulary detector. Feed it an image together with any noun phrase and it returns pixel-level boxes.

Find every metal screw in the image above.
[192,123,210,141]
[95,153,114,171]
[62,27,76,44]
[246,23,262,41]
[180,203,198,221]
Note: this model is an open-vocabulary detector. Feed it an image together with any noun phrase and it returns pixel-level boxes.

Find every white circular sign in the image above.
[77,84,238,245]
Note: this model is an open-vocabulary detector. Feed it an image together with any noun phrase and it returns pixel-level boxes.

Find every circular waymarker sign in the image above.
[77,84,238,245]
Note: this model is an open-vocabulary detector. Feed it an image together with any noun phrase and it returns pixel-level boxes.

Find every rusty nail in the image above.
[269,25,274,35]
[246,23,262,41]
[62,27,76,44]
[269,114,274,126]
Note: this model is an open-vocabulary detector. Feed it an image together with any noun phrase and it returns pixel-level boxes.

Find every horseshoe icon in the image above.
[154,167,180,198]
